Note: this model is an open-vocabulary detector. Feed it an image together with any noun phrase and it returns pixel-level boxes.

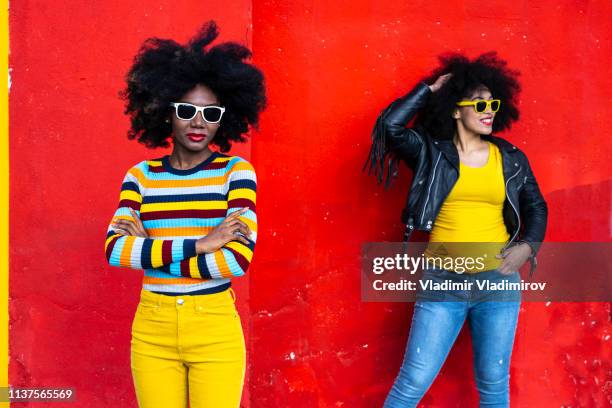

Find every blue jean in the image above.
[384,268,522,408]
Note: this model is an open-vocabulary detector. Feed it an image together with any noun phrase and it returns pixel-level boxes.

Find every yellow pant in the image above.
[130,288,245,408]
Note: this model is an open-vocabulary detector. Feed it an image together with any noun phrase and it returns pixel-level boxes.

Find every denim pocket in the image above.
[191,290,240,320]
[135,302,160,317]
[194,301,239,320]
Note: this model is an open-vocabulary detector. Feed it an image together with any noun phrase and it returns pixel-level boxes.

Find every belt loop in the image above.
[229,288,237,303]
[193,293,202,311]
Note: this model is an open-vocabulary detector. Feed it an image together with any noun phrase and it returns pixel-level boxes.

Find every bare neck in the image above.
[453,125,486,153]
[169,145,213,169]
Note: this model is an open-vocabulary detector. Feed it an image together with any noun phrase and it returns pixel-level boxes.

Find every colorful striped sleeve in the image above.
[154,158,257,279]
[104,166,199,269]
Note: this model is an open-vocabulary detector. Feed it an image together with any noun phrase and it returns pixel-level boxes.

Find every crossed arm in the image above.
[104,161,258,278]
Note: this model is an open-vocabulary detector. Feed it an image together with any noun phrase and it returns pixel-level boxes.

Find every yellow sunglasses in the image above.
[456,99,501,113]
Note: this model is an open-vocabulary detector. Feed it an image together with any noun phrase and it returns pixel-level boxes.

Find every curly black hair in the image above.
[415,51,521,139]
[120,21,266,152]
[365,51,521,186]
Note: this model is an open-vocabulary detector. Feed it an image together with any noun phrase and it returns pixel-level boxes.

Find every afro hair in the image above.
[120,21,267,152]
[415,51,521,139]
[366,51,522,186]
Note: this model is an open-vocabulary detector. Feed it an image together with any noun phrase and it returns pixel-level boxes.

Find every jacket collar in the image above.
[481,134,519,153]
[434,138,460,170]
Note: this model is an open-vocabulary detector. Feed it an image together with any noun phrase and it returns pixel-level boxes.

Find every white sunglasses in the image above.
[169,102,226,123]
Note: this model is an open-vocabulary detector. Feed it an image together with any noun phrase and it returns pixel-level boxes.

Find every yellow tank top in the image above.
[425,141,510,273]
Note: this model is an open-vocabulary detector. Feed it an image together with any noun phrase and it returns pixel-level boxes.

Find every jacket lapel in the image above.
[435,139,460,170]
[434,134,520,180]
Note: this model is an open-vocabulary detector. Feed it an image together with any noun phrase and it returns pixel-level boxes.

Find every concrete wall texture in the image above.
[7,1,611,407]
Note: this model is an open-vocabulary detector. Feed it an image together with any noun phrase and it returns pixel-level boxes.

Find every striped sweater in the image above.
[104,152,257,295]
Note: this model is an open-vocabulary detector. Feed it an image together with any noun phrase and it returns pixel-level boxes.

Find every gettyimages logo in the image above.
[372,252,486,275]
[361,242,612,302]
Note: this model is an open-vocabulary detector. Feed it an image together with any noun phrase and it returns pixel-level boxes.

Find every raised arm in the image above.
[154,158,257,279]
[365,74,451,184]
[104,167,199,269]
[381,82,430,151]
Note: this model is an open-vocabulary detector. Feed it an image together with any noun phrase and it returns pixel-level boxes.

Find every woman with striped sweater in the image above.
[104,21,266,408]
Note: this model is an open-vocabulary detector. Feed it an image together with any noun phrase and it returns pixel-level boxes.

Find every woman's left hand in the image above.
[495,243,532,275]
[111,208,149,238]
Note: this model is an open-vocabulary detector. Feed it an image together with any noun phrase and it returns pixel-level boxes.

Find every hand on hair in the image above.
[429,73,453,93]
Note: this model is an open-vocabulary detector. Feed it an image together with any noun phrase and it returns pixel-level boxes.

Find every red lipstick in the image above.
[187,133,206,143]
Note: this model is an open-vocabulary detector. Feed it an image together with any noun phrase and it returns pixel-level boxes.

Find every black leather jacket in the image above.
[368,82,548,276]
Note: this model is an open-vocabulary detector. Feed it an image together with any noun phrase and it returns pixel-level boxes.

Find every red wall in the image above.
[8,2,252,407]
[9,1,611,407]
[250,1,611,407]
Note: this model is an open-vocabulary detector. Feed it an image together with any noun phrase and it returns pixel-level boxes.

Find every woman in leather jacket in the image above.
[367,52,547,407]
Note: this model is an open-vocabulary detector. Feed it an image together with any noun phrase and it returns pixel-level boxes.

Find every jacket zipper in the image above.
[420,152,442,226]
[502,167,521,251]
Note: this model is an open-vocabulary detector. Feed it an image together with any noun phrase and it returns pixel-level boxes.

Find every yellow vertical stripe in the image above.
[215,251,232,278]
[120,236,136,267]
[1,0,9,402]
[104,235,114,252]
[189,256,201,279]
[150,239,163,268]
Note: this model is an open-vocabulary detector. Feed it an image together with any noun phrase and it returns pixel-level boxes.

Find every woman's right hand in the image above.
[428,73,452,93]
[196,207,252,254]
